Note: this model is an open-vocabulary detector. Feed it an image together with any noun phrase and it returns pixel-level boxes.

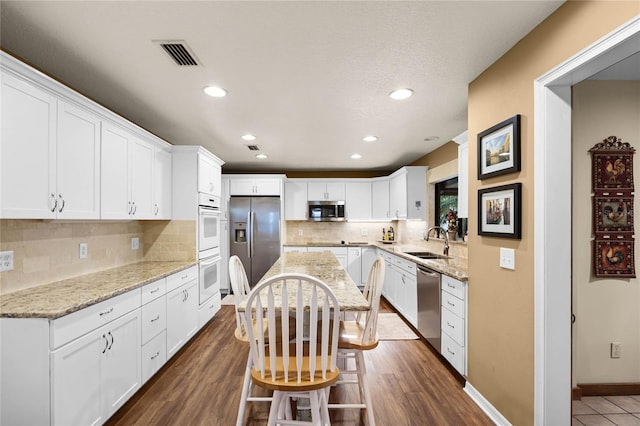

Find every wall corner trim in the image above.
[464,382,513,426]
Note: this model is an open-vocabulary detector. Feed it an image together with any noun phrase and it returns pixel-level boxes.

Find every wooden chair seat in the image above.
[338,320,379,351]
[234,316,296,343]
[251,354,340,392]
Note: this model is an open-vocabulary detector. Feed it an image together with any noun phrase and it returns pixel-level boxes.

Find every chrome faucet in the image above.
[425,226,449,256]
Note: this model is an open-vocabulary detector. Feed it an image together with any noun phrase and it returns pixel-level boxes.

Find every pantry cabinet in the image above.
[0,72,100,219]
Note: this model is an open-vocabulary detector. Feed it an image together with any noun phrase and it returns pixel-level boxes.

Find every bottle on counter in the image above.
[388,226,394,241]
[382,228,386,241]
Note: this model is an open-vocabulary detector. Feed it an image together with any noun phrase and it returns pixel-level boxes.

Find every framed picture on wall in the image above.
[477,114,521,179]
[478,183,522,239]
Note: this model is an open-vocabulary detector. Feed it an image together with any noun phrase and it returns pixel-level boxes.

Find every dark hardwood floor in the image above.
[107,299,494,425]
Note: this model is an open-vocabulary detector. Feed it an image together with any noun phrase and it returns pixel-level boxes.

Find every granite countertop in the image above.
[283,241,468,281]
[0,260,197,319]
[237,251,369,312]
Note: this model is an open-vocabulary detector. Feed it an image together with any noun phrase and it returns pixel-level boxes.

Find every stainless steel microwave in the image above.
[308,200,345,221]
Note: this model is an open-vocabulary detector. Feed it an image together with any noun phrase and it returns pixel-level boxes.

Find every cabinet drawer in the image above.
[141,278,166,305]
[198,292,221,328]
[166,266,198,292]
[442,291,465,319]
[141,296,166,344]
[441,306,465,346]
[141,331,166,384]
[441,332,465,376]
[396,257,416,275]
[442,275,465,301]
[51,289,141,349]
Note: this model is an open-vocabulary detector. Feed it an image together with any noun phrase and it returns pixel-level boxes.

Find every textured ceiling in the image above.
[0,1,564,172]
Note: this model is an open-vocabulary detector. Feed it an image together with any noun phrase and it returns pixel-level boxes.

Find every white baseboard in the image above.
[464,381,512,426]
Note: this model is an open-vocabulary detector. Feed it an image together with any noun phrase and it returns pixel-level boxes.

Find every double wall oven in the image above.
[198,193,221,305]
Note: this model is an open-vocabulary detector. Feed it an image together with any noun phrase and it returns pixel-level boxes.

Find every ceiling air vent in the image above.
[246,145,261,151]
[156,40,199,66]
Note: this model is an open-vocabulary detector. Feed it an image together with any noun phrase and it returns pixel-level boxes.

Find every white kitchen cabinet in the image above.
[101,122,154,219]
[361,247,378,288]
[220,221,230,293]
[221,176,230,220]
[0,72,100,219]
[441,274,467,376]
[140,279,167,385]
[379,252,417,327]
[228,175,282,196]
[345,181,372,221]
[51,308,141,426]
[307,246,347,269]
[284,180,308,220]
[166,278,199,359]
[388,166,427,220]
[198,152,222,197]
[371,178,390,220]
[380,251,396,305]
[347,247,362,286]
[152,147,172,219]
[307,181,345,201]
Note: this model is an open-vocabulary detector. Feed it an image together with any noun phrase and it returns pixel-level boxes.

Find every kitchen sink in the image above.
[403,251,448,260]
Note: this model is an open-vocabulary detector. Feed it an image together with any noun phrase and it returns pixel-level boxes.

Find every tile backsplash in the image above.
[0,219,196,295]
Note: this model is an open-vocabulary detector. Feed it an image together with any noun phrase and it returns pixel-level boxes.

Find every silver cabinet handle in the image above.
[447,322,455,329]
[150,288,160,294]
[58,194,65,213]
[154,204,159,215]
[447,348,456,356]
[150,351,160,360]
[132,202,137,215]
[128,201,133,215]
[447,301,456,307]
[99,307,114,317]
[107,331,114,350]
[102,334,109,354]
[50,194,57,212]
[151,315,160,323]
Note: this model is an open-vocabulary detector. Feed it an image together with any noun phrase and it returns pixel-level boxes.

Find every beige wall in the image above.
[0,219,196,295]
[572,80,640,384]
[467,2,639,425]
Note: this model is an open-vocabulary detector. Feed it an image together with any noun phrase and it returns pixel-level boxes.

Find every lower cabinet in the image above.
[166,279,199,359]
[307,246,347,269]
[440,275,467,376]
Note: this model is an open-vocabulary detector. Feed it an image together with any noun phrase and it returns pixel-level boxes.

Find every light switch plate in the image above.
[0,251,14,272]
[131,237,140,250]
[500,247,515,270]
[79,243,88,259]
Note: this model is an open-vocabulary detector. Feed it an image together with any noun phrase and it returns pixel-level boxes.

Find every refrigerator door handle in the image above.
[250,212,256,258]
[247,212,252,259]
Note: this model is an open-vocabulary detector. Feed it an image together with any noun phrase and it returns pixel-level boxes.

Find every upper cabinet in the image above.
[284,180,307,220]
[388,166,427,220]
[1,70,100,219]
[307,181,345,201]
[345,181,372,221]
[371,178,390,220]
[101,122,154,220]
[1,52,173,221]
[228,175,283,196]
[198,153,222,197]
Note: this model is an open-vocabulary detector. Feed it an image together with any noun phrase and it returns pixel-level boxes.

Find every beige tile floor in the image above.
[573,396,640,425]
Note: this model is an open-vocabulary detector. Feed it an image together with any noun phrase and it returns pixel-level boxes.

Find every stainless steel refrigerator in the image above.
[229,197,281,287]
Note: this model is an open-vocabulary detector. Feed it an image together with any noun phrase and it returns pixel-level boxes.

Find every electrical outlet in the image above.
[361,229,368,237]
[79,243,88,259]
[0,250,14,272]
[131,237,140,250]
[611,342,621,358]
[298,229,303,236]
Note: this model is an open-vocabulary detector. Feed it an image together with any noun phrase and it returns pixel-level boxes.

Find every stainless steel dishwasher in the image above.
[417,265,442,353]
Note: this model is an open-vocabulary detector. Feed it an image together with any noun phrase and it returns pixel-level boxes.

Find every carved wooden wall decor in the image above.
[589,136,636,278]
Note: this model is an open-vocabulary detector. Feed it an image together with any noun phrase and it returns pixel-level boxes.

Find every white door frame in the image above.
[534,15,640,425]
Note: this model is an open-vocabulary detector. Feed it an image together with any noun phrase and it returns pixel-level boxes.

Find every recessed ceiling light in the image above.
[242,134,257,141]
[203,86,227,97]
[363,136,378,142]
[256,153,268,159]
[389,88,413,100]
[424,136,440,142]
[351,154,362,160]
